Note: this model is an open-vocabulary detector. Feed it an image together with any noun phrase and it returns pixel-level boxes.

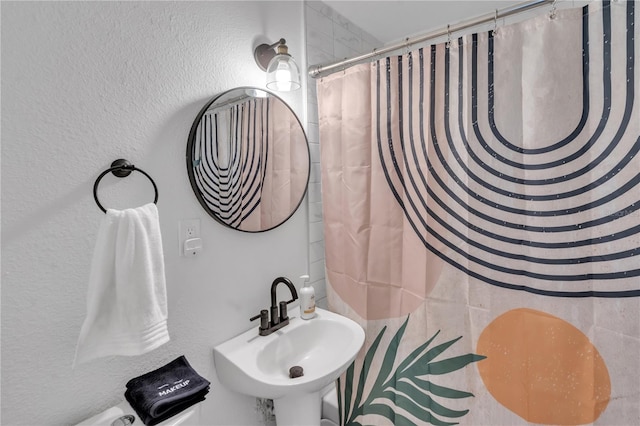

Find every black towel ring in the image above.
[93,159,159,213]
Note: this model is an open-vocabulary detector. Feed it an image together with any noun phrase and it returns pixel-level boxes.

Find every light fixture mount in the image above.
[254,38,286,71]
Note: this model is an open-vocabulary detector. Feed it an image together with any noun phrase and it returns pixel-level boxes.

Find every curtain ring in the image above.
[493,9,499,36]
[550,0,557,19]
[404,37,410,55]
[446,24,451,49]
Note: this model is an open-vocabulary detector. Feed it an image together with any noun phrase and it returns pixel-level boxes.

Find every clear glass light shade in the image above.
[265,54,301,92]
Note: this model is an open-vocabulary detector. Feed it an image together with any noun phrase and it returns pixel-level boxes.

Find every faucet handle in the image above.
[279,301,289,322]
[250,309,269,331]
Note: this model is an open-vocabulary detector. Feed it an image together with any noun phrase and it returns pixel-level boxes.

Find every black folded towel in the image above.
[125,355,210,425]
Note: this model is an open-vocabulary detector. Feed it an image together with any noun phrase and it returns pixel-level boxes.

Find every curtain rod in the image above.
[308,0,554,78]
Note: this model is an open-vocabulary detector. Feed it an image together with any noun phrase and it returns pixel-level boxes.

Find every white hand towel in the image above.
[74,203,170,366]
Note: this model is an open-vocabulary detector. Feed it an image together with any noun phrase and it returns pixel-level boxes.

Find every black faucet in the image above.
[250,276,299,336]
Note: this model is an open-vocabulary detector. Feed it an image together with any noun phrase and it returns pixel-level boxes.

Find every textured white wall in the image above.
[1,1,307,425]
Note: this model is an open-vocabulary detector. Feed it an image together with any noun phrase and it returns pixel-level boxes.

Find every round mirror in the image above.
[186,87,310,232]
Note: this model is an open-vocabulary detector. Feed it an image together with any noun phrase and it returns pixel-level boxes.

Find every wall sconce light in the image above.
[254,38,301,92]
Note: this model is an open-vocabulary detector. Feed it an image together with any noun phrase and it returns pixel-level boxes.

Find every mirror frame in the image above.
[186,87,310,233]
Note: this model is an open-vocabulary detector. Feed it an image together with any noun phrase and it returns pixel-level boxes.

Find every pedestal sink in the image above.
[213,306,365,426]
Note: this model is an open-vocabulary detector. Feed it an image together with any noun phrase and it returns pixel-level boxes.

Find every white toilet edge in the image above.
[75,400,199,426]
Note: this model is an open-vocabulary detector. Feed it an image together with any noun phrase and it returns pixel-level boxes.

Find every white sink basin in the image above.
[213,306,364,426]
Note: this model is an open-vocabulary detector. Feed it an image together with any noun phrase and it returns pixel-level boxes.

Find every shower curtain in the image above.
[317,1,639,425]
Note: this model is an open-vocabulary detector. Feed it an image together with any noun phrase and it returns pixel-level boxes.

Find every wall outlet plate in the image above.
[178,219,201,256]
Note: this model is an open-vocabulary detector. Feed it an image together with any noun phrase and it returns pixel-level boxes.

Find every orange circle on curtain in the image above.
[476,308,611,425]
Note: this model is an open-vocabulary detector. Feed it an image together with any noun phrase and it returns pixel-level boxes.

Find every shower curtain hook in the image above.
[550,0,557,19]
[493,9,499,36]
[446,24,451,49]
[404,37,410,55]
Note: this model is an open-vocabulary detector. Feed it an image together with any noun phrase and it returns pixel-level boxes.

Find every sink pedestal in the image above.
[273,390,321,426]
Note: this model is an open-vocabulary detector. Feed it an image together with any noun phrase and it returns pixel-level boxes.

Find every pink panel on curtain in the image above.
[318,65,441,320]
[244,99,308,230]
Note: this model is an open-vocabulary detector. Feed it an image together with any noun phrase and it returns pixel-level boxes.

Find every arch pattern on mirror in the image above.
[187,87,310,232]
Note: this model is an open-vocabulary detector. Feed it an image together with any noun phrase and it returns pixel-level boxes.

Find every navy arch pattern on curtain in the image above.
[376,0,639,297]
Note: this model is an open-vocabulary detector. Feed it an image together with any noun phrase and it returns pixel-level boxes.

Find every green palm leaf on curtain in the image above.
[338,316,486,425]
